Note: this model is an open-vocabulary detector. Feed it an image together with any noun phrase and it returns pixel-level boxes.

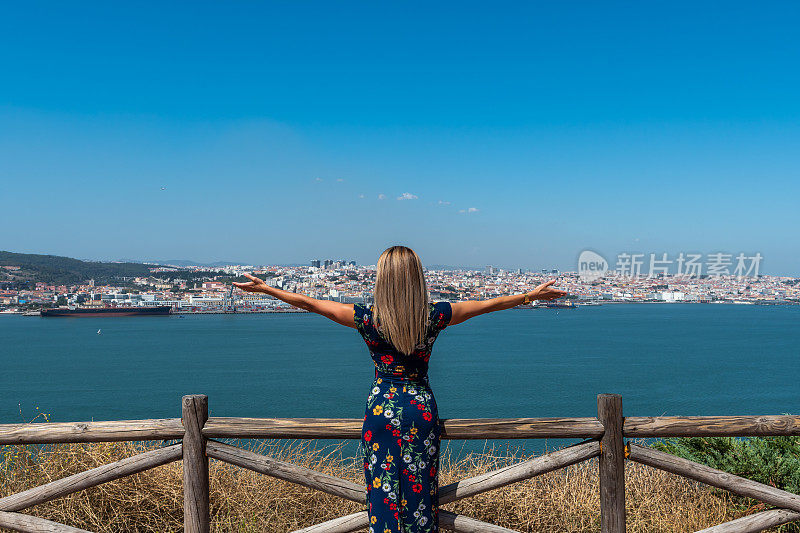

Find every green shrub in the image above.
[651,432,800,531]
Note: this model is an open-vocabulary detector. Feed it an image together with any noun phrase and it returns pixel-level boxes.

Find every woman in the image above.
[233,245,566,533]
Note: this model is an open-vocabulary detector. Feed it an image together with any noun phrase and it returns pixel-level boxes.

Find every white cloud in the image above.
[397,192,418,200]
[377,193,386,200]
[358,194,365,199]
[437,200,451,206]
[315,177,323,182]
[459,207,480,214]
[337,178,345,182]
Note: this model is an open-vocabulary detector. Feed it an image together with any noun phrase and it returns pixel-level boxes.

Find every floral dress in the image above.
[354,301,452,533]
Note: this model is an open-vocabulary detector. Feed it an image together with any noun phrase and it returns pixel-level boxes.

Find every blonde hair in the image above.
[372,245,430,356]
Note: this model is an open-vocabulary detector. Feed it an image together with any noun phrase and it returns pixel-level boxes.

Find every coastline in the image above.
[2,300,798,316]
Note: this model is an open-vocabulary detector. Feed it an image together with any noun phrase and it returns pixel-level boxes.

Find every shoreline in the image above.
[2,300,798,316]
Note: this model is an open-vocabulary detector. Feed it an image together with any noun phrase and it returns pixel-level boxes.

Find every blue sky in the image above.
[2,2,799,274]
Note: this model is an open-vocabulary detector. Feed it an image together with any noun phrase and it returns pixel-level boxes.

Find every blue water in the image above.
[2,304,798,455]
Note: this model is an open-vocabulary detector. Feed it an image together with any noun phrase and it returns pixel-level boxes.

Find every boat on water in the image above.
[40,306,172,317]
[534,300,577,309]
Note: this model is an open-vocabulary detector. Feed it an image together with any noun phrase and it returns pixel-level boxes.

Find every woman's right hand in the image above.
[529,280,568,301]
[232,273,269,293]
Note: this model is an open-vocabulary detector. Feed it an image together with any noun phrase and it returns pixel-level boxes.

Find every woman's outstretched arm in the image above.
[449,280,567,326]
[232,273,356,328]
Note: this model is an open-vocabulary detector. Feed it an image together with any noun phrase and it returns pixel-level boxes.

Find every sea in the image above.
[1,303,798,457]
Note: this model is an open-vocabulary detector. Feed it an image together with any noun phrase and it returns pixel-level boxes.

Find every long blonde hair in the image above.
[372,245,430,356]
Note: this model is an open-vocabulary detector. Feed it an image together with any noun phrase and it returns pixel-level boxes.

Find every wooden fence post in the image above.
[182,394,210,533]
[598,393,626,533]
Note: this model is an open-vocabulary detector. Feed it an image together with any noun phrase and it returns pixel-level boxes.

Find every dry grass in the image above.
[0,437,780,532]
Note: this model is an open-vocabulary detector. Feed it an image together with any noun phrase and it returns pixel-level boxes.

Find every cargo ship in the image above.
[40,306,172,317]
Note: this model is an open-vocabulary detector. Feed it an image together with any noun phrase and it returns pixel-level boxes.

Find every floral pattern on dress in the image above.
[355,301,451,533]
[355,302,450,381]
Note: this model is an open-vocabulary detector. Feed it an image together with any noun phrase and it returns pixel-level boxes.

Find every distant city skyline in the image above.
[2,3,799,275]
[93,255,558,274]
[7,254,796,314]
[17,250,784,279]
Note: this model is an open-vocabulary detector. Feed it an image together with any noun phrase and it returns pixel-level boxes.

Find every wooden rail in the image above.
[0,393,797,532]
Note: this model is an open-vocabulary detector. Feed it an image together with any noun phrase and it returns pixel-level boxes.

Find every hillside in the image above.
[0,251,155,285]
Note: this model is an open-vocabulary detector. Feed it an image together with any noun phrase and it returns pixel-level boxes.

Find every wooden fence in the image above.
[0,393,799,533]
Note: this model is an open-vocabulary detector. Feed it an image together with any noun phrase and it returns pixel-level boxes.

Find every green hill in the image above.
[0,251,155,285]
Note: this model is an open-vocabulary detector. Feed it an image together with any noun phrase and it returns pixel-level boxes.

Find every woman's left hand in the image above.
[232,273,269,293]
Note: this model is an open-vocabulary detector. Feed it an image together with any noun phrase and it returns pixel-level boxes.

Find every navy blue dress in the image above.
[354,301,452,533]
